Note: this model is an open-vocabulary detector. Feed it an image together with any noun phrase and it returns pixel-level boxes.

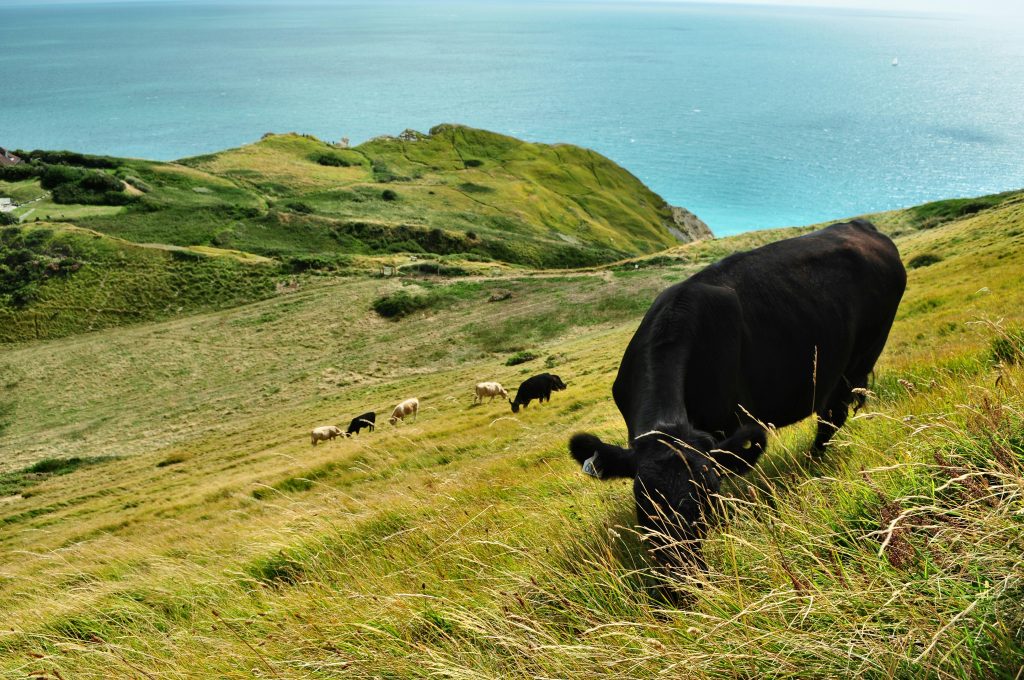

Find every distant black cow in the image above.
[345,411,376,436]
[510,373,567,413]
[569,220,905,568]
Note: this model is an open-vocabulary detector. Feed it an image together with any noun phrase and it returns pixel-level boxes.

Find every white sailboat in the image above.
[892,57,899,66]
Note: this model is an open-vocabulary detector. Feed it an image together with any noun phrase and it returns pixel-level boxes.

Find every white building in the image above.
[0,198,15,212]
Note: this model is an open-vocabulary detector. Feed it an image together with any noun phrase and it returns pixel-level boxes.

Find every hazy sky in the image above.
[689,0,1020,14]
[0,0,1021,18]
[0,0,1015,8]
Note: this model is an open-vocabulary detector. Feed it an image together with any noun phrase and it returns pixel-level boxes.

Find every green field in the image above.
[0,141,1023,676]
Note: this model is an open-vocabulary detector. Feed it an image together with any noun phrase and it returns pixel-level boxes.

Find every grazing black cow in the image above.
[510,373,568,413]
[568,220,905,568]
[346,411,376,436]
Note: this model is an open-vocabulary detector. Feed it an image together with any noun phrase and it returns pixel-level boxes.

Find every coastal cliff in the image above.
[667,204,714,242]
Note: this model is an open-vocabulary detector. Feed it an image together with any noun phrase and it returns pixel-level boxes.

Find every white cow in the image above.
[310,425,342,446]
[474,381,509,404]
[389,397,419,425]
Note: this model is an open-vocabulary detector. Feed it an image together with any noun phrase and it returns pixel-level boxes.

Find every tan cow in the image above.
[310,425,343,445]
[474,381,509,404]
[389,397,419,425]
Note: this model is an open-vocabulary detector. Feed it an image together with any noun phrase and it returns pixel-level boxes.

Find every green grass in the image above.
[20,126,689,270]
[990,325,1024,365]
[907,190,1022,230]
[0,456,114,498]
[0,224,280,342]
[0,169,1022,675]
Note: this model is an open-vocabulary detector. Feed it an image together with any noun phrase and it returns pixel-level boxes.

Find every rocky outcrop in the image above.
[666,205,714,243]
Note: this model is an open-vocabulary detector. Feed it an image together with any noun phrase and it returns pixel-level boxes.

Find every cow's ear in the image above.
[710,424,767,474]
[569,433,636,480]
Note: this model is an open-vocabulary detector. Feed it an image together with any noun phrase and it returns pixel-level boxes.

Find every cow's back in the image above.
[516,375,550,401]
[615,220,905,435]
[718,221,903,421]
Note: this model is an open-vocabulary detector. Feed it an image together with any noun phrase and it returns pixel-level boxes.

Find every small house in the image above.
[0,147,23,167]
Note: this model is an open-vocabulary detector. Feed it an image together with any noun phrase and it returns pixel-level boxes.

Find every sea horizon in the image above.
[2,0,1023,235]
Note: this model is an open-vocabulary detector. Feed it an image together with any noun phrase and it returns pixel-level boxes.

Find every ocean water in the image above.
[1,1,1023,235]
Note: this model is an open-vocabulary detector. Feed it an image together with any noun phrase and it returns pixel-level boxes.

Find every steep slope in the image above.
[0,191,1022,677]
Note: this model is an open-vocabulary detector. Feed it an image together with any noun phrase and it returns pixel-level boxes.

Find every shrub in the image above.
[39,165,131,206]
[381,189,398,202]
[372,290,430,319]
[372,282,482,319]
[27,458,80,474]
[19,150,118,169]
[50,185,132,206]
[39,164,86,190]
[506,350,539,366]
[284,201,314,214]
[463,159,484,168]
[311,152,356,167]
[372,160,391,182]
[211,230,235,247]
[79,171,123,193]
[458,182,494,194]
[402,262,470,277]
[907,253,943,269]
[168,248,204,262]
[283,253,352,273]
[385,240,427,254]
[0,213,16,226]
[0,163,40,182]
[156,454,188,468]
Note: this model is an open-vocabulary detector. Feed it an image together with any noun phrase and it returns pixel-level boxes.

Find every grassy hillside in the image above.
[0,188,1022,677]
[3,125,687,274]
[0,223,280,342]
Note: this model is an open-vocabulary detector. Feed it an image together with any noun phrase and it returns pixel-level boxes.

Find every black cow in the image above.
[345,411,376,436]
[510,373,568,413]
[568,220,905,568]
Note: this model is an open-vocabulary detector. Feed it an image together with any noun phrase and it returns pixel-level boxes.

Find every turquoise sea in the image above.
[1,1,1023,235]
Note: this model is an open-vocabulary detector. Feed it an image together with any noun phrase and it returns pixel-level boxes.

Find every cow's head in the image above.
[568,424,766,567]
[509,399,520,413]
